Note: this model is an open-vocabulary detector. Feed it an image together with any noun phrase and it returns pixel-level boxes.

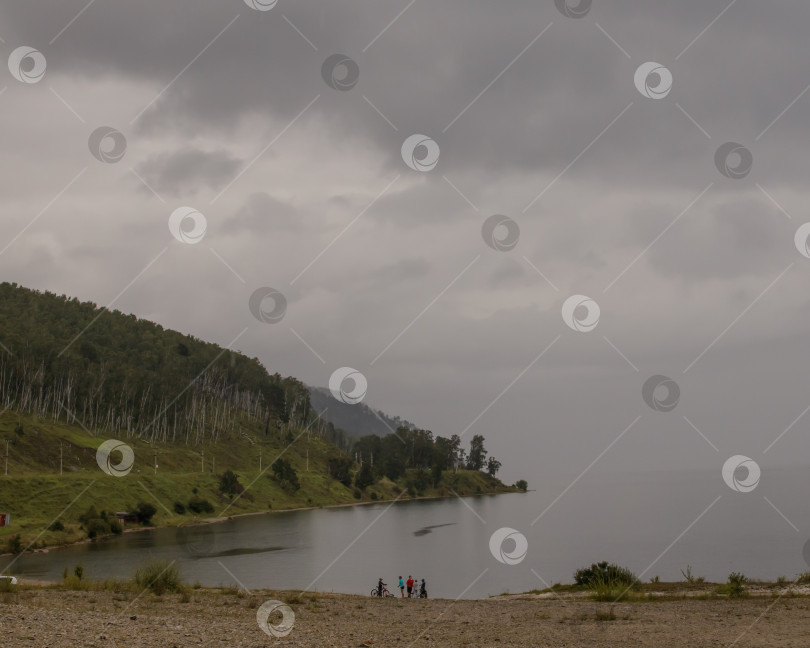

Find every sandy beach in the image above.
[2,584,809,648]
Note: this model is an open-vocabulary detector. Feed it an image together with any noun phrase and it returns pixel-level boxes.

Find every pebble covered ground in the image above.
[2,586,810,647]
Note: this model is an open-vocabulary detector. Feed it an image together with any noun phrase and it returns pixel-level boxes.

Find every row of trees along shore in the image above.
[338,431,504,491]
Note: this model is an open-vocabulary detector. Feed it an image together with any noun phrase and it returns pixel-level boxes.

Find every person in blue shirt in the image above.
[398,575,405,598]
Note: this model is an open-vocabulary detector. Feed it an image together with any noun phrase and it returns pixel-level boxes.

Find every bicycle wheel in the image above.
[371,589,379,597]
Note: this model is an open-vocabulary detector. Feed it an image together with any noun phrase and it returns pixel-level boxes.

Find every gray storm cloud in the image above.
[1,0,809,488]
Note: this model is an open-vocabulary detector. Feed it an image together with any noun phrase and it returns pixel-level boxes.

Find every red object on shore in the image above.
[0,513,10,527]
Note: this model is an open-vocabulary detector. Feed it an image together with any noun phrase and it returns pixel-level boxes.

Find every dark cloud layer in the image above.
[136,147,242,196]
[1,0,810,491]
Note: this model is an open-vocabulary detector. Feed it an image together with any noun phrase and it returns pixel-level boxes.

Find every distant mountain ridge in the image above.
[308,386,417,438]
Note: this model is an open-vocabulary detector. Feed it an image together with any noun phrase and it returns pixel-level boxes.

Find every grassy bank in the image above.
[0,411,518,553]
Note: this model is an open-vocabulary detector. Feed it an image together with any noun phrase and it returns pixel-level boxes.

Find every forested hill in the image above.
[0,283,521,551]
[308,386,416,439]
[0,282,350,449]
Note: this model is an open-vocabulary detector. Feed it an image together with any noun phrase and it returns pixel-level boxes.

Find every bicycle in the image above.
[371,586,395,597]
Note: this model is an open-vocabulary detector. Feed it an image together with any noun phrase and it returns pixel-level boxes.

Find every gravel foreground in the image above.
[2,587,810,648]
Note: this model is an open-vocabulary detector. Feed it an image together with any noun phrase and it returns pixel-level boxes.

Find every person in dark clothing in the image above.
[419,578,427,599]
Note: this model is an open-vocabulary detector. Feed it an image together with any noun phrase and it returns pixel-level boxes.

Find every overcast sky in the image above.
[2,0,810,490]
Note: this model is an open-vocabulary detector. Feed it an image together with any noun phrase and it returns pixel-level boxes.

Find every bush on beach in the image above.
[717,572,748,598]
[133,559,184,595]
[574,561,639,601]
[574,561,637,588]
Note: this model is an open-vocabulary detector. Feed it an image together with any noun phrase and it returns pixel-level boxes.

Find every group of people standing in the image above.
[377,575,427,598]
[400,575,427,598]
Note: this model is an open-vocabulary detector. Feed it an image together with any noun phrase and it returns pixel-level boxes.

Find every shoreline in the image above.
[5,577,810,599]
[0,488,518,558]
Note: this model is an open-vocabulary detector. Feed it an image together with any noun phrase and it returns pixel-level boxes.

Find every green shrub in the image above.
[173,502,186,515]
[353,489,361,499]
[718,572,748,598]
[271,458,300,493]
[188,497,214,514]
[79,506,122,538]
[574,562,638,589]
[133,502,157,525]
[729,571,748,584]
[326,456,354,486]
[133,559,183,595]
[219,469,244,496]
[515,479,528,491]
[49,520,65,532]
[7,534,22,554]
[85,519,108,539]
[370,492,378,500]
[60,563,90,590]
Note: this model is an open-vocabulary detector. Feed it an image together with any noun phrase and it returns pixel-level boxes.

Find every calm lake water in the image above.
[3,467,809,598]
